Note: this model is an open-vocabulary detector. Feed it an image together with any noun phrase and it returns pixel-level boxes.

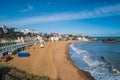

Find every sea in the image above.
[68,37,120,80]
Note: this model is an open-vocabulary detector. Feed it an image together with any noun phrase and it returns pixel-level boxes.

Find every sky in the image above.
[0,0,120,37]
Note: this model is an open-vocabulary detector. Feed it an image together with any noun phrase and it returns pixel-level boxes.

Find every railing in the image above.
[0,42,16,47]
[0,40,39,57]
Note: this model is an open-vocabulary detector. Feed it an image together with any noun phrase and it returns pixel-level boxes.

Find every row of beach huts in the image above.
[0,41,39,62]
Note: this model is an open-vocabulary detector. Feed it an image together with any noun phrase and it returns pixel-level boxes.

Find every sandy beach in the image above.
[8,41,92,80]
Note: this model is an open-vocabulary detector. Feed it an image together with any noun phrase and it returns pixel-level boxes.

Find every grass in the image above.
[0,62,50,80]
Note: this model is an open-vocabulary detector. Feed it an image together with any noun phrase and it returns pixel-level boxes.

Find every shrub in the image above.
[0,63,50,80]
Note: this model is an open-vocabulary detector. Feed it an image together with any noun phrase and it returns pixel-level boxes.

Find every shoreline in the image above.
[65,41,94,80]
[7,41,94,80]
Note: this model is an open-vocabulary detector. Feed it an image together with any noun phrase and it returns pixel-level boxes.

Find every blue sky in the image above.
[0,0,120,37]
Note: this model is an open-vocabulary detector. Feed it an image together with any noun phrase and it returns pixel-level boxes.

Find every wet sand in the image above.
[8,41,92,80]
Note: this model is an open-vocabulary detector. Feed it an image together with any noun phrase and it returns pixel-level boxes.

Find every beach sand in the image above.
[8,41,92,80]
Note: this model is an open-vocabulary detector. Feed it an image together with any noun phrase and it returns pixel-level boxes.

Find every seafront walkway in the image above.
[0,41,39,57]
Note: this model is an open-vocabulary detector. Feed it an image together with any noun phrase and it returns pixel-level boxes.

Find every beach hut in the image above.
[21,37,24,43]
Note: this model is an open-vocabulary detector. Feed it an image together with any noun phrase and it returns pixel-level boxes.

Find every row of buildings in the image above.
[0,25,39,35]
[0,25,90,43]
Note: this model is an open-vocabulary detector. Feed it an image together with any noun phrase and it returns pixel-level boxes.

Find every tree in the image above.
[6,27,18,39]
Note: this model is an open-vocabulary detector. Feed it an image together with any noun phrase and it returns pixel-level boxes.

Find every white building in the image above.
[33,30,39,34]
[50,37,59,42]
[78,37,83,40]
[21,29,39,35]
[0,25,8,33]
[78,36,89,41]
[37,35,44,43]
[21,29,33,34]
[20,37,24,43]
[15,37,21,43]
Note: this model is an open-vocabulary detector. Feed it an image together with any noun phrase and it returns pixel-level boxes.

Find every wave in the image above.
[69,43,120,80]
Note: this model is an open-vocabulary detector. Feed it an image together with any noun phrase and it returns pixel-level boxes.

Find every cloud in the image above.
[28,5,33,9]
[2,3,120,26]
[20,5,34,12]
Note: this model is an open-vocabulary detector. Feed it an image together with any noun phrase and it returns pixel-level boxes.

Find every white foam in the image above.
[69,43,120,80]
[112,68,120,74]
[70,43,87,55]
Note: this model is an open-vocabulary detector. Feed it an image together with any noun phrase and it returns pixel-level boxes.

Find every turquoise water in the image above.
[69,41,120,80]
